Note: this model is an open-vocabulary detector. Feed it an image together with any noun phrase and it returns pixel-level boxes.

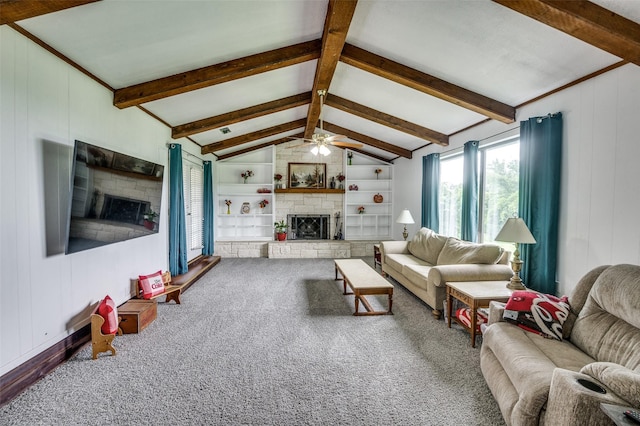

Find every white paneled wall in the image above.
[395,64,640,297]
[0,27,198,375]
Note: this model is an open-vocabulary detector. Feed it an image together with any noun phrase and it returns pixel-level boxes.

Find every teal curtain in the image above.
[202,160,214,256]
[461,140,479,242]
[168,144,188,276]
[519,113,562,294]
[421,153,440,231]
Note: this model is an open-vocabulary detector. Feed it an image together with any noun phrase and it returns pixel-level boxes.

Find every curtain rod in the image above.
[438,125,520,157]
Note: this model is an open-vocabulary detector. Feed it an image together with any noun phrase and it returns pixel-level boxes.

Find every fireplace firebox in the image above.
[287,214,330,240]
[101,194,150,225]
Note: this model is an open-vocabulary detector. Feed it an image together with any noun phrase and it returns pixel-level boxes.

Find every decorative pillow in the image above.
[503,291,570,340]
[97,295,118,335]
[456,307,488,333]
[436,238,503,265]
[138,270,165,299]
[408,227,448,265]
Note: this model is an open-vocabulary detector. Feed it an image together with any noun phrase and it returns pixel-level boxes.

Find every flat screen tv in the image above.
[65,140,164,254]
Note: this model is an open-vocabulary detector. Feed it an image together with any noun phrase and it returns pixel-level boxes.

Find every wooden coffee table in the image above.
[446,281,512,347]
[334,259,393,316]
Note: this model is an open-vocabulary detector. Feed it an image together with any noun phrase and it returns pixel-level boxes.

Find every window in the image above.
[439,156,463,238]
[183,160,204,250]
[438,138,519,244]
[479,142,519,244]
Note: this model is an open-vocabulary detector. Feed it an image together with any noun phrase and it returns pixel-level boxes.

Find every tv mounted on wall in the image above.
[65,140,164,254]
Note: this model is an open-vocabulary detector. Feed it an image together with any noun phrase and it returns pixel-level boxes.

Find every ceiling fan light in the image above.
[319,145,331,156]
[311,146,319,156]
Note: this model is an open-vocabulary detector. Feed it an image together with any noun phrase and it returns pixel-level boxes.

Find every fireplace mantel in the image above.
[275,188,344,194]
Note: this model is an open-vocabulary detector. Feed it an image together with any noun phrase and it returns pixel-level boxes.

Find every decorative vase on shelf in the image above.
[227,207,231,215]
[243,177,248,184]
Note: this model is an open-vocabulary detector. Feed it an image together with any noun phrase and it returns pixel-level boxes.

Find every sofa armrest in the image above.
[545,368,631,426]
[379,241,410,256]
[427,264,514,288]
[581,362,640,407]
[487,301,507,326]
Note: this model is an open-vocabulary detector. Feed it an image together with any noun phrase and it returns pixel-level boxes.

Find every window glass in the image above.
[481,142,519,246]
[183,161,204,251]
[438,139,519,245]
[439,156,463,237]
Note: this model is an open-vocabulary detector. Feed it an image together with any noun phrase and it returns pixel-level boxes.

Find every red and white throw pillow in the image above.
[97,295,118,335]
[456,308,488,333]
[503,290,570,341]
[138,270,165,299]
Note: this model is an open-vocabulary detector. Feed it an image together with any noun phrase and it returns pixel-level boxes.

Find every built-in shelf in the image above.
[344,150,393,240]
[275,188,345,194]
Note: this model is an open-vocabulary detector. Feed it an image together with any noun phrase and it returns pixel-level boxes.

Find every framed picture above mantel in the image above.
[288,162,326,189]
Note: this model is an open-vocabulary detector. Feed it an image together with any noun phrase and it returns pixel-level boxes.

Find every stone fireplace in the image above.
[287,214,330,240]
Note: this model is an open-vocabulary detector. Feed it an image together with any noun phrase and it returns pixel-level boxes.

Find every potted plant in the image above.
[274,219,288,241]
[143,209,158,230]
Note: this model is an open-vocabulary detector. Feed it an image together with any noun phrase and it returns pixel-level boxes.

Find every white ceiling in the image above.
[12,0,640,161]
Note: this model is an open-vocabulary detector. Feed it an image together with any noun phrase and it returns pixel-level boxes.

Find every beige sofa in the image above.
[481,264,640,426]
[380,227,513,318]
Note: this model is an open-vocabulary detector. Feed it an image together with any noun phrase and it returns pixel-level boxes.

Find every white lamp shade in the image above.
[495,217,536,244]
[310,146,319,156]
[319,144,330,156]
[396,209,415,225]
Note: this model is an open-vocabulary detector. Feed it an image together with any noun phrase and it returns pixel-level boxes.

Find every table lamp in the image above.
[495,217,536,290]
[396,209,415,241]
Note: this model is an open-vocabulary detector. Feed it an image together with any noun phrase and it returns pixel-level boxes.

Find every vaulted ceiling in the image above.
[3,0,639,162]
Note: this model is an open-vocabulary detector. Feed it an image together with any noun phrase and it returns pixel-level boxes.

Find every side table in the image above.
[446,281,512,348]
[373,244,381,270]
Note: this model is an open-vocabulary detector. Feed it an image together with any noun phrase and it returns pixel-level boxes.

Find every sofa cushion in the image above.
[483,322,596,420]
[385,253,430,273]
[436,238,503,265]
[408,227,447,265]
[403,264,432,291]
[571,264,640,370]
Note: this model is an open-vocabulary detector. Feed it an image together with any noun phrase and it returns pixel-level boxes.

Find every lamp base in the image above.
[506,258,526,290]
[506,278,526,291]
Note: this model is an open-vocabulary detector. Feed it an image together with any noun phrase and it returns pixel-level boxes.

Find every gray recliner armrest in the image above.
[487,301,507,326]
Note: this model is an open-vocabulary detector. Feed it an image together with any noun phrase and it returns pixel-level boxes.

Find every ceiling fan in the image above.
[288,89,363,156]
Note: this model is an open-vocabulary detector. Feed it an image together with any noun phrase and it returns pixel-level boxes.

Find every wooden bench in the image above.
[334,259,394,316]
[90,314,120,360]
[134,271,182,304]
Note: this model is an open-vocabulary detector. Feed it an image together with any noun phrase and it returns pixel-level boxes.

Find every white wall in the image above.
[393,64,640,297]
[0,27,204,376]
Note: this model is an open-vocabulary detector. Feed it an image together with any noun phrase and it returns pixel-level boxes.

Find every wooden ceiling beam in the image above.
[215,135,300,161]
[304,0,359,139]
[493,0,640,66]
[172,92,311,139]
[325,94,448,146]
[201,119,306,155]
[323,122,413,159]
[346,147,394,164]
[114,40,321,108]
[340,43,516,124]
[0,0,99,25]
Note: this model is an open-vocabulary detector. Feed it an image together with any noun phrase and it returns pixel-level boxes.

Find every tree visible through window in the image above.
[438,139,519,244]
